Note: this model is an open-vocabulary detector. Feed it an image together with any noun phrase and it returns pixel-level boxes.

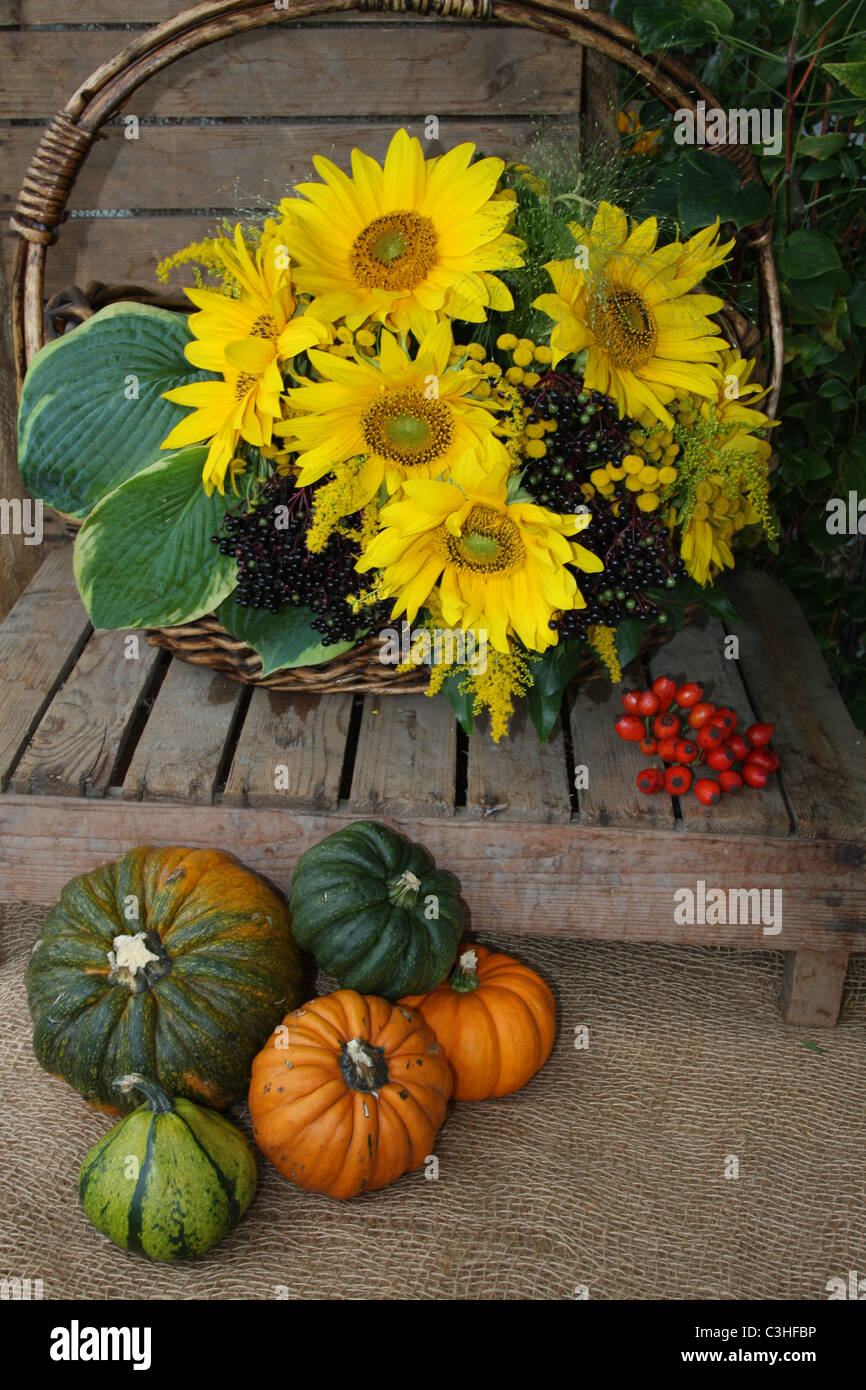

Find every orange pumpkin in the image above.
[400,943,556,1101]
[248,989,453,1199]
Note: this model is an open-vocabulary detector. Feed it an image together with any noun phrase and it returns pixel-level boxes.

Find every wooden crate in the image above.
[1,545,864,1027]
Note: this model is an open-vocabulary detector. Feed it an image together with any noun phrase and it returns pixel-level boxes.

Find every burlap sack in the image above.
[2,902,863,1300]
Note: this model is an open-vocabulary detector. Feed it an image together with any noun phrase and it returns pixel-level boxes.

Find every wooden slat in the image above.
[569,671,676,830]
[646,613,792,837]
[780,948,850,1027]
[0,118,571,214]
[222,687,352,810]
[2,797,864,956]
[466,704,570,823]
[0,546,90,785]
[349,693,457,817]
[728,570,866,840]
[0,26,581,119]
[2,214,218,300]
[119,657,242,803]
[9,627,161,796]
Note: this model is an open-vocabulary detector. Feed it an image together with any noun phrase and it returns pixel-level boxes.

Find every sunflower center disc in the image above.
[596,286,657,369]
[445,505,526,574]
[361,388,453,467]
[350,211,438,292]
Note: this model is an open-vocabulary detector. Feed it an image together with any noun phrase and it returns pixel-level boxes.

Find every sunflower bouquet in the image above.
[18,128,777,741]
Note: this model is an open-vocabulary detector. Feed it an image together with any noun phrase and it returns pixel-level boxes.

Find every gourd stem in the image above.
[388,868,422,910]
[449,948,480,994]
[113,1073,175,1114]
[340,1037,390,1093]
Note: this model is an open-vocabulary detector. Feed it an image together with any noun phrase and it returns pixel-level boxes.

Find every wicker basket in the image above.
[10,0,782,695]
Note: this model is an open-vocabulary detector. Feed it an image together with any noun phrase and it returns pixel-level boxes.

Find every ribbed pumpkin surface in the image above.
[249,989,453,1199]
[26,847,303,1113]
[289,821,463,998]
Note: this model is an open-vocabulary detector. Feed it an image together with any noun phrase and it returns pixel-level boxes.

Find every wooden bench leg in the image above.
[780,948,849,1027]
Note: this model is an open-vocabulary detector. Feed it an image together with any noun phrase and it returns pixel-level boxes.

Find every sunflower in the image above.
[277,320,510,504]
[161,224,330,493]
[356,450,603,654]
[533,202,733,428]
[275,128,524,338]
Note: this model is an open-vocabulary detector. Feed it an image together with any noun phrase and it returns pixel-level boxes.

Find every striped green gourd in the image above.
[25,846,303,1113]
[78,1074,256,1261]
[289,821,464,998]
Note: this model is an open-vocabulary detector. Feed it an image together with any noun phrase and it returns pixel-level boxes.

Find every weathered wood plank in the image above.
[349,693,457,818]
[1,797,864,957]
[222,687,352,810]
[569,672,676,829]
[780,947,850,1027]
[9,627,161,797]
[646,612,793,837]
[466,703,571,823]
[0,546,90,786]
[0,26,581,119]
[728,570,866,839]
[119,657,242,803]
[0,118,571,214]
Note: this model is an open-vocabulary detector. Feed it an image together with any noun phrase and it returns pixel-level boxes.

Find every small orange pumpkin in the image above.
[400,943,556,1101]
[248,989,452,1199]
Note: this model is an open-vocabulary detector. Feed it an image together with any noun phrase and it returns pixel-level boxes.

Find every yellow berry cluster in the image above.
[448,339,505,401]
[503,162,550,199]
[490,333,558,458]
[589,453,678,514]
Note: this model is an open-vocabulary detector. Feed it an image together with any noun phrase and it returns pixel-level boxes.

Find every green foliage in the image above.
[613,0,866,729]
[215,594,358,677]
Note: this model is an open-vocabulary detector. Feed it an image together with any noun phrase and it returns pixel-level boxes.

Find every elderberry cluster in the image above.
[211,476,386,646]
[521,372,635,510]
[555,507,687,640]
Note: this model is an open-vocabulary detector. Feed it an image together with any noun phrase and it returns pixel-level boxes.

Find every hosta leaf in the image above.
[216,594,358,678]
[18,303,213,518]
[73,447,237,629]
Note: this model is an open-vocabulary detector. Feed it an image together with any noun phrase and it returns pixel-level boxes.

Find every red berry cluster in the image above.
[614,677,779,806]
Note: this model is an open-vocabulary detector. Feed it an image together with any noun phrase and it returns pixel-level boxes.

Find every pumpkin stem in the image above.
[107,931,170,992]
[449,948,480,993]
[113,1074,175,1114]
[340,1037,390,1094]
[388,869,422,910]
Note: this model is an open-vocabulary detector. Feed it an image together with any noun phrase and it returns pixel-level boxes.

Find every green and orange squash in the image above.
[26,846,303,1113]
[289,821,464,998]
[78,1074,257,1260]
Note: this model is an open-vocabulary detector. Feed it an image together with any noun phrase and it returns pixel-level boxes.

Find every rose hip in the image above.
[637,690,661,717]
[675,682,704,708]
[705,745,737,772]
[746,722,775,747]
[719,770,743,794]
[696,724,726,751]
[653,712,681,739]
[640,736,658,756]
[694,778,721,806]
[637,767,665,794]
[615,714,645,742]
[743,763,768,788]
[688,702,717,730]
[652,676,677,712]
[665,765,693,795]
[621,690,641,714]
[673,738,699,763]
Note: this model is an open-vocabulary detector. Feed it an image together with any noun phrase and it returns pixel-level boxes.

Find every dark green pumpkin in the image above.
[79,1074,256,1261]
[26,846,304,1114]
[289,821,464,997]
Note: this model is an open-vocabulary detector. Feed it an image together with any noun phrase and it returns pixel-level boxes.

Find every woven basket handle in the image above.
[10,0,782,415]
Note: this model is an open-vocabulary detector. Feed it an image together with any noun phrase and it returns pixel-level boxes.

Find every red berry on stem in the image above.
[746,722,774,748]
[614,714,645,742]
[673,738,699,763]
[743,763,768,788]
[710,708,737,734]
[621,690,641,714]
[653,712,681,739]
[657,737,680,761]
[746,748,778,773]
[675,682,704,708]
[697,724,725,751]
[665,764,693,795]
[727,733,750,761]
[640,736,658,756]
[637,768,665,795]
[637,690,661,717]
[719,770,743,794]
[705,745,737,772]
[688,702,717,730]
[652,676,677,712]
[694,778,721,806]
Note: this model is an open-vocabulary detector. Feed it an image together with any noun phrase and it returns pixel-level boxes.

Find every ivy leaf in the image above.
[777,229,841,279]
[823,61,866,98]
